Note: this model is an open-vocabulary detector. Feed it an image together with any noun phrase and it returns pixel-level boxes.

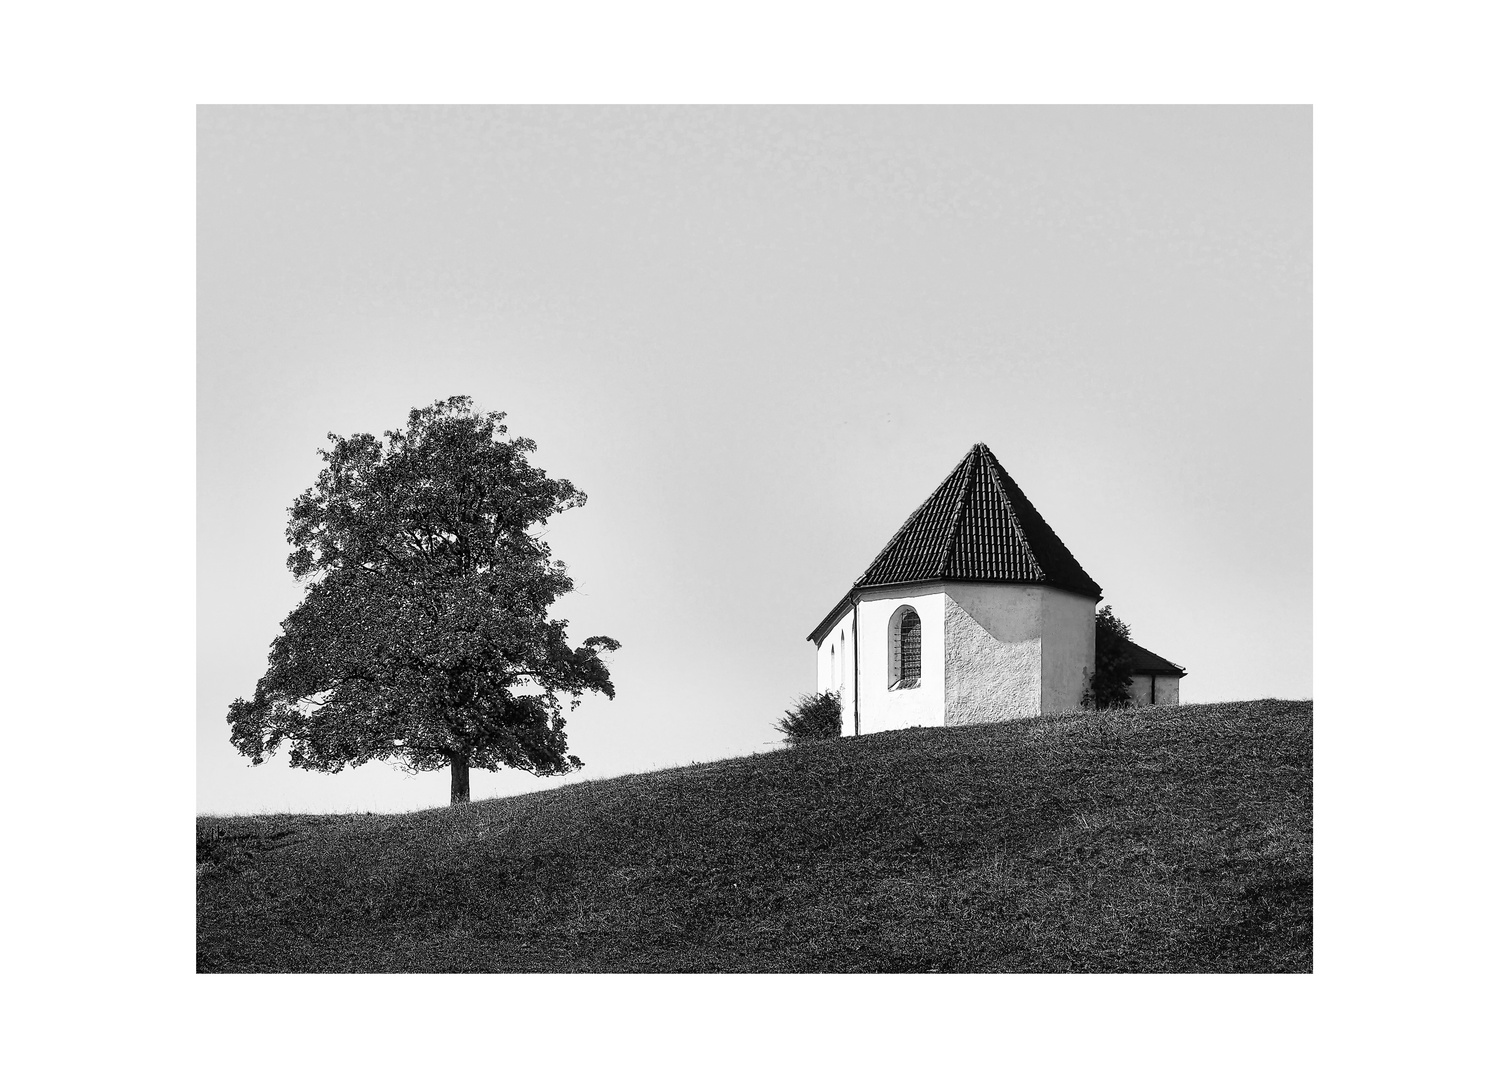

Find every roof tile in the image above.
[809,444,1102,641]
[855,443,1101,596]
[1123,640,1186,676]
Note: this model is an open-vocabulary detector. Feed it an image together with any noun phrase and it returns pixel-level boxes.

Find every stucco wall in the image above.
[1126,673,1156,706]
[1040,588,1095,714]
[854,585,947,734]
[814,612,856,734]
[1125,673,1182,706]
[815,581,1097,733]
[942,584,1043,724]
[1154,675,1181,706]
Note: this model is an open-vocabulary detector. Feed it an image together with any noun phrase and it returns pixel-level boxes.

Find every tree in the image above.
[774,691,843,747]
[1083,605,1135,710]
[226,397,619,804]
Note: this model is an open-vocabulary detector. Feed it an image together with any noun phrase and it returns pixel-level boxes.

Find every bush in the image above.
[1083,605,1135,710]
[775,691,843,747]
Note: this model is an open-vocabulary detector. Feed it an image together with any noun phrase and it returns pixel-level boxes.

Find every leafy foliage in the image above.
[226,397,619,801]
[1083,604,1135,710]
[774,691,843,747]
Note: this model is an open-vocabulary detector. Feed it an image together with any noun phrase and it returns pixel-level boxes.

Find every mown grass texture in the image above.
[197,699,1311,973]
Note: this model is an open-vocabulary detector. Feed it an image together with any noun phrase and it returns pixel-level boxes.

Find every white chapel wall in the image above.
[942,583,1043,724]
[814,616,855,734]
[816,582,1100,733]
[1039,587,1096,714]
[854,584,946,735]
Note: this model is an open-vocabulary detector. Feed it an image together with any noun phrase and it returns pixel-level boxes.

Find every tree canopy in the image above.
[226,396,619,803]
[1083,605,1135,710]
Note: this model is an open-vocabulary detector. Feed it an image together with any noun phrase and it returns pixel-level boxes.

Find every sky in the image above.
[198,105,1310,815]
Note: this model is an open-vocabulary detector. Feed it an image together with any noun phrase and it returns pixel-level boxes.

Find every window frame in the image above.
[888,605,922,691]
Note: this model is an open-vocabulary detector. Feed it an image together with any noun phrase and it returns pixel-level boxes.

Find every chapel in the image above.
[807,443,1185,735]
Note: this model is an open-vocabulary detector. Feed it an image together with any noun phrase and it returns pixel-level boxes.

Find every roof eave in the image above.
[1124,640,1186,676]
[858,573,1102,602]
[805,591,857,644]
[807,576,1104,643]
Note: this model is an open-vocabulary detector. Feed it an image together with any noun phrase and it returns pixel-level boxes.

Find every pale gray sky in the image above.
[198,105,1310,814]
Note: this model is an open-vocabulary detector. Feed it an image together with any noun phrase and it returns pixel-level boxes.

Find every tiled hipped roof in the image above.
[856,443,1102,596]
[1123,640,1186,677]
[808,444,1102,641]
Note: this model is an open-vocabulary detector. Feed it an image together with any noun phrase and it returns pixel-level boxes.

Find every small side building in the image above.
[1122,641,1186,706]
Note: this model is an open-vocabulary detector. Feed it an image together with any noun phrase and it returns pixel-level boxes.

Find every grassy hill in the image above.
[197,699,1311,973]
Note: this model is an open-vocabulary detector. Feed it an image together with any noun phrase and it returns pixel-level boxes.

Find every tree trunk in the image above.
[449,752,470,805]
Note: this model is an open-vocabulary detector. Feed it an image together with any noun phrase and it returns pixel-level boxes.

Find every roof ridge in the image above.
[981,448,1045,581]
[851,445,978,588]
[936,445,980,577]
[849,500,931,588]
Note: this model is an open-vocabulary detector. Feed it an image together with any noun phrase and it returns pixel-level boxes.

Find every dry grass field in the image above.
[197,698,1311,973]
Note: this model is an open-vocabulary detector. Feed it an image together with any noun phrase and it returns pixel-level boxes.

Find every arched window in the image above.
[888,606,921,690]
[830,643,837,688]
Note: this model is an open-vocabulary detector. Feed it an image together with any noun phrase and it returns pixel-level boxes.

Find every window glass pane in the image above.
[900,611,921,681]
